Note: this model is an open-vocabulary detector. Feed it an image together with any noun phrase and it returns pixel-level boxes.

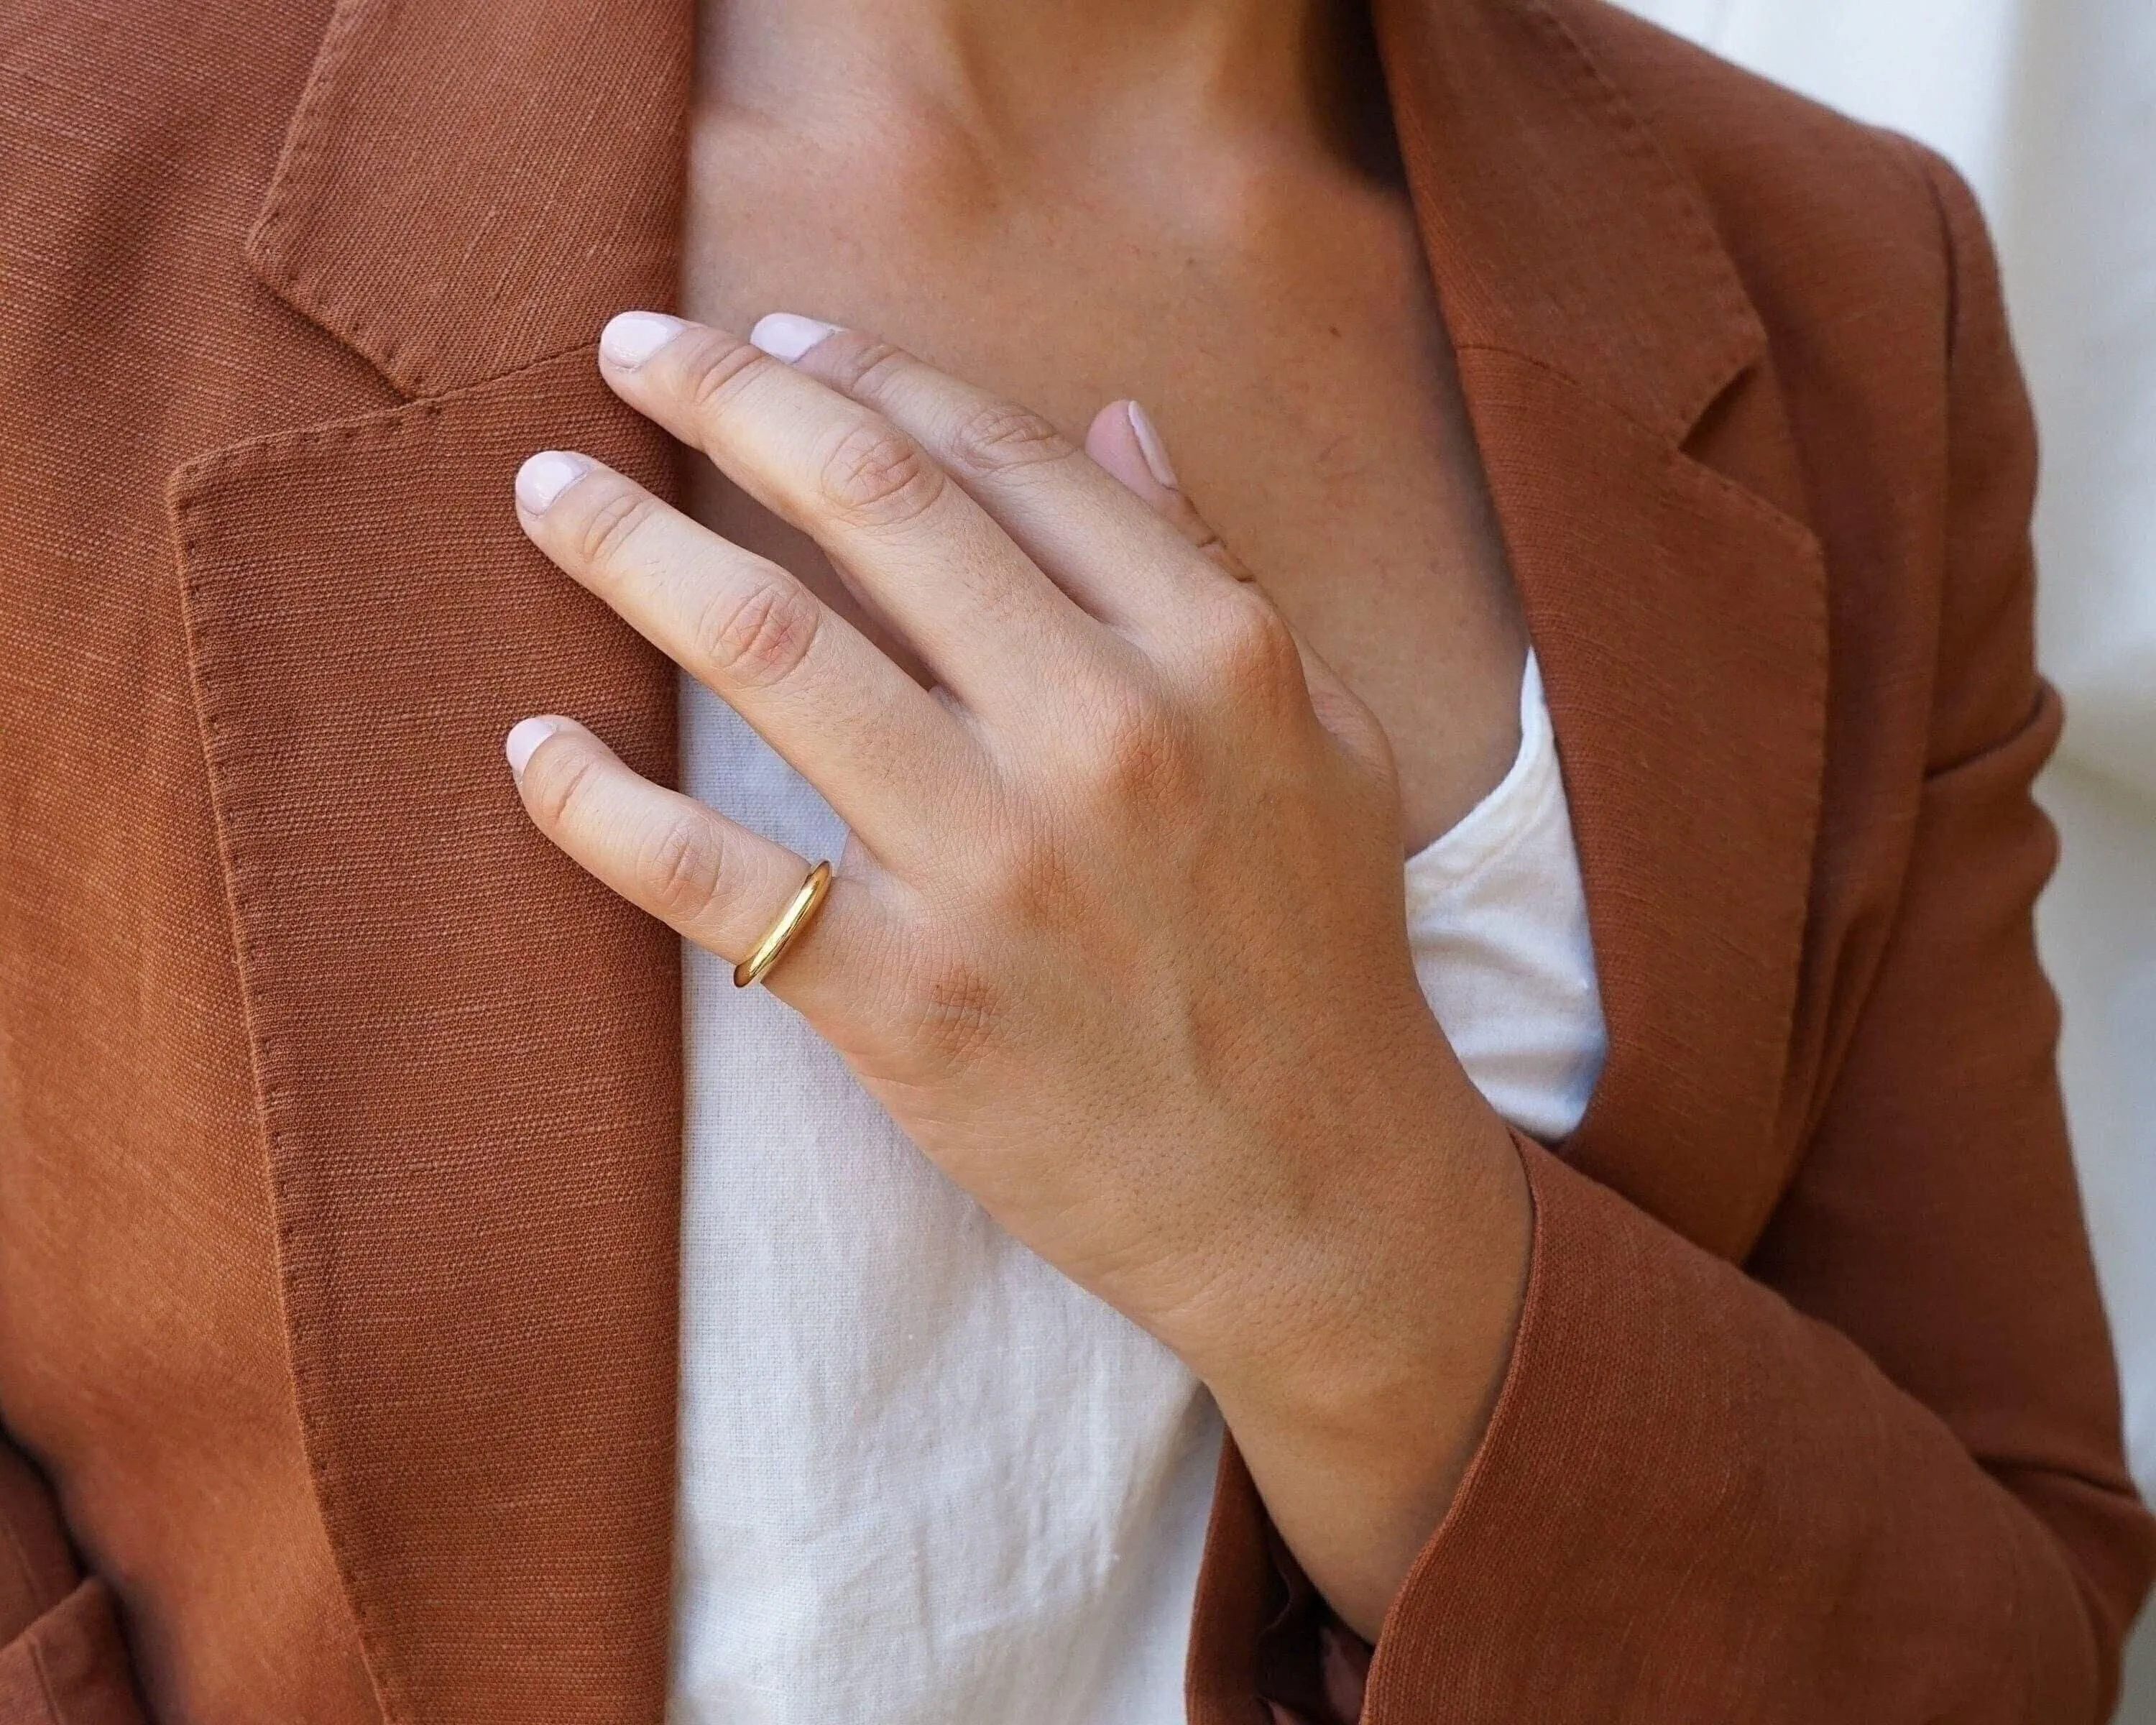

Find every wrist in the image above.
[1202,1062,1526,1404]
[1194,1086,1531,1639]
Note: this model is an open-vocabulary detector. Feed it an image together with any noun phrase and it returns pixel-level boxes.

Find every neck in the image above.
[697,0,1387,172]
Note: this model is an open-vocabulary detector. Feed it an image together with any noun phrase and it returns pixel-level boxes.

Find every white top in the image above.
[666,652,1607,1724]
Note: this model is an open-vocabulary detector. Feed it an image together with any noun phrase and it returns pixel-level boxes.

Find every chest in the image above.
[677,124,1528,850]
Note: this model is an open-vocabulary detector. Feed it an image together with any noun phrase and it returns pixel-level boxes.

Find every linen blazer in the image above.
[1,0,2151,1720]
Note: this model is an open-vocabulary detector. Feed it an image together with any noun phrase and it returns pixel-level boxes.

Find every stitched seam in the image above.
[1455,335,1813,556]
[168,343,596,504]
[1459,344,1828,560]
[249,0,374,257]
[1526,0,1758,344]
[167,377,676,1723]
[243,2,645,400]
[25,1617,63,1725]
[1449,339,1691,451]
[163,419,459,1725]
[1667,458,1828,1253]
[1462,341,1830,1254]
[1524,1,1751,331]
[166,494,379,1721]
[240,0,451,400]
[1520,0,1765,428]
[1447,341,1661,438]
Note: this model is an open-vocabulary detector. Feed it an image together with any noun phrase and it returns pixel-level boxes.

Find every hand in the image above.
[505,310,1531,1636]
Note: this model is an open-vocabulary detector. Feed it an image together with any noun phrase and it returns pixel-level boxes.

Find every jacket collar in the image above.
[250,0,1766,438]
[247,0,1823,1255]
[1373,0,1767,442]
[249,0,693,394]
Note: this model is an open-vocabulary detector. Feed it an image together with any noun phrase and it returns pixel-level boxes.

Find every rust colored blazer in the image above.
[1,0,2151,1720]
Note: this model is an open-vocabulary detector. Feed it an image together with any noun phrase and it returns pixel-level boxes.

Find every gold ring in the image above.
[733,860,834,989]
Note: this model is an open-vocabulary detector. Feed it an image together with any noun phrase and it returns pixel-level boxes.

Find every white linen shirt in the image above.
[666,651,1606,1724]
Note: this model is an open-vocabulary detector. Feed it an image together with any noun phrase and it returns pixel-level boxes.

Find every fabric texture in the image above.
[1611,11,2156,1709]
[0,1,2150,1721]
[667,655,1603,1724]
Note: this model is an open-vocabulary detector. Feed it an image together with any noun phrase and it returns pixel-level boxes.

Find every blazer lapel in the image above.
[1378,0,1830,1259]
[1197,3,1829,1710]
[170,2,693,1720]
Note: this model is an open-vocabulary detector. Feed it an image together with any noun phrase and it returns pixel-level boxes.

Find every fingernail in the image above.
[515,450,591,515]
[599,310,688,368]
[1125,400,1179,490]
[505,716,561,777]
[750,312,841,362]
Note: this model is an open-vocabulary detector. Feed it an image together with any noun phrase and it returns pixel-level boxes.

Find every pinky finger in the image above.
[505,714,872,1016]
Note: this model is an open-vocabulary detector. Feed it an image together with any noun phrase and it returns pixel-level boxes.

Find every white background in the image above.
[1616,0,2156,1708]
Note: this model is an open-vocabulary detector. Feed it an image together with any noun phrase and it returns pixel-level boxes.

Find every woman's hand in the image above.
[505,310,1531,1637]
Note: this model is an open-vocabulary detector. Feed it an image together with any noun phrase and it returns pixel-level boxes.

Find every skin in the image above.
[507,0,1537,1642]
[683,0,1530,853]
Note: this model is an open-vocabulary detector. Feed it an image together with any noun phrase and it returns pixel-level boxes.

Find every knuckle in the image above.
[824,336,913,400]
[948,399,1071,479]
[980,824,1080,926]
[1083,690,1195,806]
[816,418,946,529]
[691,575,821,690]
[676,331,768,422]
[522,740,604,830]
[639,811,730,924]
[564,479,660,570]
[1199,591,1304,702]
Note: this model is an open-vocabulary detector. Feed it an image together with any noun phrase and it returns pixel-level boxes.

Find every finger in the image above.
[1083,400,1240,571]
[513,448,971,863]
[763,317,1224,640]
[1084,400,1393,770]
[594,311,1112,717]
[505,714,870,1019]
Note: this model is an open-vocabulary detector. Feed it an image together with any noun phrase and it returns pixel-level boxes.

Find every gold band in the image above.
[733,860,834,990]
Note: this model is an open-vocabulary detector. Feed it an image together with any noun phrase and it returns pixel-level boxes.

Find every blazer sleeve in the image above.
[0,1440,145,1725]
[1291,150,2156,1723]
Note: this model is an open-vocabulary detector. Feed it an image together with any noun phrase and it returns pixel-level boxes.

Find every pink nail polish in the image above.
[599,310,688,367]
[505,717,561,777]
[1125,401,1179,490]
[750,313,841,362]
[515,451,590,514]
